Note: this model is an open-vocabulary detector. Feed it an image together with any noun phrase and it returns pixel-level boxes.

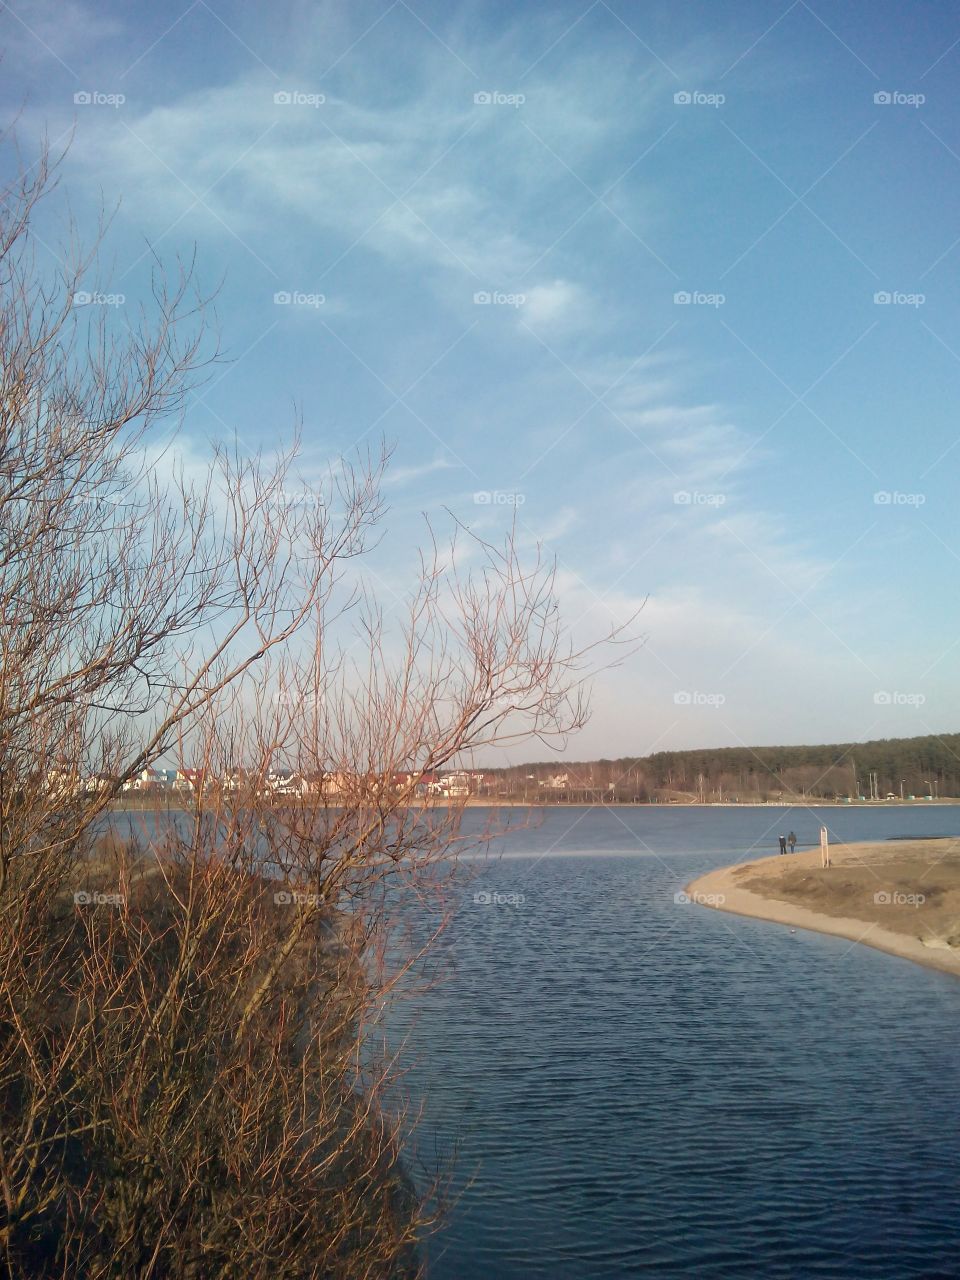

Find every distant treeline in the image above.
[481,733,960,801]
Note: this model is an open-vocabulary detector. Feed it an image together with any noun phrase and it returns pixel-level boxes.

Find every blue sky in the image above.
[4,0,960,761]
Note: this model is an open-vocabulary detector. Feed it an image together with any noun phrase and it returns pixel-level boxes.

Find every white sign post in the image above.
[820,825,830,868]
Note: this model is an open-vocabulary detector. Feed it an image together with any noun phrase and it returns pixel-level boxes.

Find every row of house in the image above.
[118,767,353,798]
[119,768,204,793]
[44,766,487,801]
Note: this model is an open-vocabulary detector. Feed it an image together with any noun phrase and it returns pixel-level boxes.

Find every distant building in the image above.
[266,769,307,797]
[121,767,166,792]
[43,767,81,798]
[431,770,475,798]
[317,771,351,798]
[173,768,206,792]
[84,773,117,794]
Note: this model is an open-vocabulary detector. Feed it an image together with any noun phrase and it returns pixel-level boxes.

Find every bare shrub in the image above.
[0,139,628,1278]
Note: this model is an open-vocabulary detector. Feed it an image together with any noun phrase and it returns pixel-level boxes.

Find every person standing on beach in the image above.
[787,831,797,853]
[778,835,787,855]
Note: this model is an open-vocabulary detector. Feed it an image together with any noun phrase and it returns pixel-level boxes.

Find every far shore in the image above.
[461,798,960,808]
[106,796,960,811]
[687,838,960,979]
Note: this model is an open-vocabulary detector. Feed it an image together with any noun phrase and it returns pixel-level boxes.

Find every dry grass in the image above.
[735,839,960,949]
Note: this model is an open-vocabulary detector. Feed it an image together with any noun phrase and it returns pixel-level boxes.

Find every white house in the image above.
[121,767,166,792]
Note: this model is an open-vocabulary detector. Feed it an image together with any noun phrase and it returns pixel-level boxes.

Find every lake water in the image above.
[392,805,960,1279]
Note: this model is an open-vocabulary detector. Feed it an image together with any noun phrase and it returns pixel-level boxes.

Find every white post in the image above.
[820,825,830,868]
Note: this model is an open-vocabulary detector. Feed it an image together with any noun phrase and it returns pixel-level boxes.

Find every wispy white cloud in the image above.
[382,456,458,488]
[521,278,585,328]
[10,0,942,755]
[1,0,122,71]
[52,14,691,303]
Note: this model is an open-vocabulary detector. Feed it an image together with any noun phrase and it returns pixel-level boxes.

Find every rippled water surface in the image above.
[392,806,960,1279]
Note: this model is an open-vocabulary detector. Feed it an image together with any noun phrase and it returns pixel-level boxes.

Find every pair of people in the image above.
[778,831,798,855]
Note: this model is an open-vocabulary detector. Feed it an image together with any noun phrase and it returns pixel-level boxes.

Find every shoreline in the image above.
[686,840,960,979]
[106,797,959,811]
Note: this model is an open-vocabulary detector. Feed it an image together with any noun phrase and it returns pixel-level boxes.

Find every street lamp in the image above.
[925,779,933,799]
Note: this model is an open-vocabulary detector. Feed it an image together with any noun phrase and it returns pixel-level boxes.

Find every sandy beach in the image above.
[686,837,960,978]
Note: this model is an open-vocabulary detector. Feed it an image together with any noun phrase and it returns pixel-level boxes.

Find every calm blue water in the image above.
[392,806,960,1279]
